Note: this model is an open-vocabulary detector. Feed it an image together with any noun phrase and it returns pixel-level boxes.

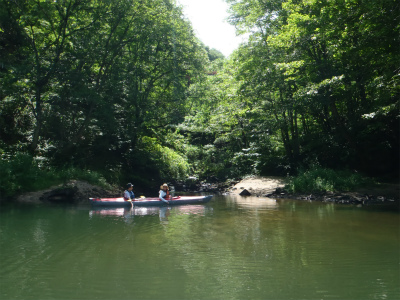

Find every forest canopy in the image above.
[0,0,398,196]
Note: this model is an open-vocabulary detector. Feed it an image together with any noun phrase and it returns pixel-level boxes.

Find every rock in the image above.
[40,186,78,203]
[227,176,286,196]
[16,180,119,204]
[239,189,252,196]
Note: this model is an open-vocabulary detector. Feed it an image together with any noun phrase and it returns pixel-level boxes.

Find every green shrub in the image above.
[139,136,190,180]
[58,168,110,188]
[0,153,110,199]
[0,153,57,197]
[285,167,374,193]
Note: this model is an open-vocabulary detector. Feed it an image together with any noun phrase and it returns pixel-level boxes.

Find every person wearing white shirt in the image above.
[159,183,170,204]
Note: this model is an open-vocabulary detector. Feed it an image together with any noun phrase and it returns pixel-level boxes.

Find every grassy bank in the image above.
[0,153,111,199]
[284,167,376,194]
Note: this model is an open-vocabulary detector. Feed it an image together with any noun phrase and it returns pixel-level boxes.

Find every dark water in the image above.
[0,195,399,300]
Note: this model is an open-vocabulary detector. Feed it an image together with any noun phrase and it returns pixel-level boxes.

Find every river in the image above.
[0,195,399,300]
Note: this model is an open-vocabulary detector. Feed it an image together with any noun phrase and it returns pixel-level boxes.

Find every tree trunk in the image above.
[30,87,42,153]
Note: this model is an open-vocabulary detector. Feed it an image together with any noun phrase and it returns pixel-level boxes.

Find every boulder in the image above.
[239,189,252,196]
[16,180,119,204]
[40,186,78,203]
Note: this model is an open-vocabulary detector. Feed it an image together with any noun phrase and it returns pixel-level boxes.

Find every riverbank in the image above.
[223,175,399,206]
[13,180,119,204]
[224,176,286,196]
[10,175,399,208]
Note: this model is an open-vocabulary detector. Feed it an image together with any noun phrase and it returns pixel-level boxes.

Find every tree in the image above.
[1,0,207,186]
[226,0,399,175]
[205,46,225,61]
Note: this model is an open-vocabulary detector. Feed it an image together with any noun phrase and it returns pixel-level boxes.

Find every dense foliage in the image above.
[225,0,400,177]
[1,0,207,192]
[284,167,373,193]
[178,0,399,180]
[1,0,398,197]
[0,153,110,197]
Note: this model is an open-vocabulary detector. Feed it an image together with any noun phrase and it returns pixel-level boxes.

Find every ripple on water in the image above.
[1,199,399,300]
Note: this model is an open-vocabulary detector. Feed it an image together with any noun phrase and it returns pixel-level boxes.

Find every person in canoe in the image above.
[159,183,170,204]
[124,183,135,201]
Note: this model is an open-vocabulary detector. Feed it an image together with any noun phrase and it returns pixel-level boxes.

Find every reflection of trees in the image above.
[160,198,399,299]
[1,200,398,299]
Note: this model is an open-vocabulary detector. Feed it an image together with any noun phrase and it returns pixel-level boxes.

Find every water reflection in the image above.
[89,204,212,224]
[1,197,398,300]
[88,207,135,224]
[227,195,278,210]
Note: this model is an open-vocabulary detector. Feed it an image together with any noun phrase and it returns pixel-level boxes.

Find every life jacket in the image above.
[160,189,170,200]
[124,190,134,201]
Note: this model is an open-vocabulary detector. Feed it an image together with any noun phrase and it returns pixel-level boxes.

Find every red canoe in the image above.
[89,195,213,207]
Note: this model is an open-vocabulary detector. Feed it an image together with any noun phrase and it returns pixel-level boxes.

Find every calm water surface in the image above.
[0,195,399,300]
